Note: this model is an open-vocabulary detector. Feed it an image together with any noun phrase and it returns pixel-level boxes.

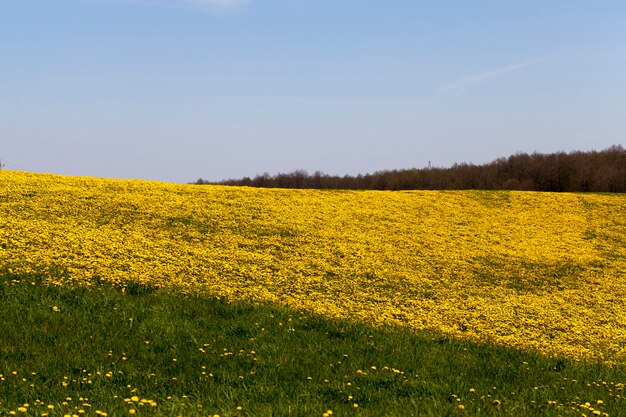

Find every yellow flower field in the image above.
[1,171,625,363]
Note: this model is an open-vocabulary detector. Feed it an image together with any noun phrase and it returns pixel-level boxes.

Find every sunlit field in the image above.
[2,171,625,362]
[1,170,625,416]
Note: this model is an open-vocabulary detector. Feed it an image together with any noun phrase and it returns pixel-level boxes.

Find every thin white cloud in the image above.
[84,0,249,11]
[440,60,539,94]
[181,0,248,8]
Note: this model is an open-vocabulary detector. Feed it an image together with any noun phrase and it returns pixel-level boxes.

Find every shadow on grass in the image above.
[0,272,624,416]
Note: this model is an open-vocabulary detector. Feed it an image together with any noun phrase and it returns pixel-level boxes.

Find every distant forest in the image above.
[197,145,626,193]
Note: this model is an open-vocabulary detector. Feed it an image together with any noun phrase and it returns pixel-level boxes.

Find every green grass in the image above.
[0,272,624,417]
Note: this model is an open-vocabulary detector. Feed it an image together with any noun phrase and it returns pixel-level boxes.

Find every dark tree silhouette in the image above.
[197,146,626,193]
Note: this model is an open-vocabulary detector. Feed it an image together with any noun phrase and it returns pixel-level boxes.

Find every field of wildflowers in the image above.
[2,277,623,416]
[1,170,625,364]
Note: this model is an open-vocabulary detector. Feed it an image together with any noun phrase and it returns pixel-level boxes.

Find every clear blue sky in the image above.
[2,0,625,183]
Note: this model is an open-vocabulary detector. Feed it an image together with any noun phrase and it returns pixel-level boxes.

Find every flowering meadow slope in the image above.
[1,171,625,362]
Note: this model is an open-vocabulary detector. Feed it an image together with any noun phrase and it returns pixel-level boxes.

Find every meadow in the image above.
[1,170,625,415]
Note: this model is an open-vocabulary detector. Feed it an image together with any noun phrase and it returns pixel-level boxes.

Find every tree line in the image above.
[196,145,626,192]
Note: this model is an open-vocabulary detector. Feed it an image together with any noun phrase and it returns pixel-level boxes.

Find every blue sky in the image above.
[2,0,625,182]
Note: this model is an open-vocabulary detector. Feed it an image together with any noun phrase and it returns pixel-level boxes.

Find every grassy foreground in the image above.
[1,272,624,417]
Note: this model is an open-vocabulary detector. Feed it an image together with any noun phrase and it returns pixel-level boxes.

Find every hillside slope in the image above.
[1,171,625,362]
